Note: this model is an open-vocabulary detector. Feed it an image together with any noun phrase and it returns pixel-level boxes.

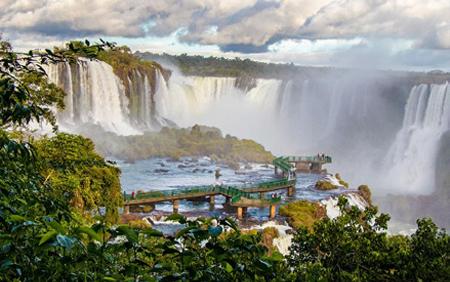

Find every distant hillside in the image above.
[136,51,450,84]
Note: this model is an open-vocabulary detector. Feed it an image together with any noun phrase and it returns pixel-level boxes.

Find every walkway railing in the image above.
[124,179,290,204]
[286,155,332,163]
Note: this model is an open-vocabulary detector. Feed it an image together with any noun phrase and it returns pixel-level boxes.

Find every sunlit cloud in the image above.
[1,0,449,70]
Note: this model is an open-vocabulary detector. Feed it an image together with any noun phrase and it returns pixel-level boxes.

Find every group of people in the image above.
[317,153,328,161]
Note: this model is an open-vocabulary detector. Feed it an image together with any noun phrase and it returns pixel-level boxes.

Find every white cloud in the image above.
[1,0,449,69]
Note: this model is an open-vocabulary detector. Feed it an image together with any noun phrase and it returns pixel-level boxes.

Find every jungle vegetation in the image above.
[77,124,275,168]
[0,39,448,281]
[137,51,450,85]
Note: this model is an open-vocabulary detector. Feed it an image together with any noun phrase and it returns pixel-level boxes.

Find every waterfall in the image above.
[47,59,171,135]
[154,75,289,149]
[384,82,450,194]
[46,58,449,198]
[154,74,405,167]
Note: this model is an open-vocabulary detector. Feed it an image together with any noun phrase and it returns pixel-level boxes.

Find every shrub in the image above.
[279,201,326,230]
[315,180,337,190]
[358,185,372,206]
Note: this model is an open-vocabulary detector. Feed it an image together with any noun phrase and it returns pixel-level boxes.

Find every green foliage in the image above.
[358,184,372,206]
[288,197,450,281]
[335,173,349,188]
[315,180,337,190]
[137,51,303,80]
[279,200,326,230]
[33,133,123,223]
[1,38,449,281]
[81,124,275,165]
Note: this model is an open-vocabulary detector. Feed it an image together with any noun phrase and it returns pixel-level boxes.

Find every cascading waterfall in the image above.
[47,59,139,134]
[47,59,171,135]
[46,57,449,198]
[384,83,450,194]
[154,74,402,180]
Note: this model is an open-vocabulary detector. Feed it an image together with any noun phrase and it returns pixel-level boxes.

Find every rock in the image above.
[154,168,169,173]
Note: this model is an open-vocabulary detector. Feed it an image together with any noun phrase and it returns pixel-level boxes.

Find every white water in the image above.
[47,59,173,135]
[320,193,369,219]
[46,59,450,199]
[245,221,293,256]
[154,74,403,187]
[154,73,450,197]
[384,83,450,194]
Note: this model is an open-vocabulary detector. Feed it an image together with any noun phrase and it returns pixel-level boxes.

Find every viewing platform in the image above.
[124,178,296,219]
[123,155,331,219]
[285,155,332,173]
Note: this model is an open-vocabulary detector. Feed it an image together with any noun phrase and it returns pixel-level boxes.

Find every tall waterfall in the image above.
[384,83,450,194]
[155,74,405,186]
[47,59,169,135]
[46,58,449,197]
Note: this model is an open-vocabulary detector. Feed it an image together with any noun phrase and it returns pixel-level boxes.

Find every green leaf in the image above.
[7,215,26,222]
[166,213,186,223]
[142,228,163,237]
[116,225,138,243]
[39,230,58,246]
[0,259,13,271]
[77,226,102,242]
[224,262,233,273]
[48,221,65,234]
[175,226,197,238]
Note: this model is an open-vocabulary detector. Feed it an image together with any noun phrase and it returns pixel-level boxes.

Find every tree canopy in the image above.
[0,38,448,281]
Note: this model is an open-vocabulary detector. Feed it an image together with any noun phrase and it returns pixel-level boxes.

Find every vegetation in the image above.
[335,173,349,188]
[279,201,326,230]
[261,227,280,255]
[288,197,450,281]
[137,51,301,79]
[137,52,450,86]
[79,124,275,166]
[1,39,449,281]
[97,45,170,94]
[33,133,123,223]
[315,173,349,190]
[315,180,338,190]
[358,184,373,206]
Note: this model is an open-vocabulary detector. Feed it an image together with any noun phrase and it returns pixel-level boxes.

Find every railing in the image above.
[124,156,301,205]
[286,155,332,163]
[124,178,294,203]
[272,157,293,172]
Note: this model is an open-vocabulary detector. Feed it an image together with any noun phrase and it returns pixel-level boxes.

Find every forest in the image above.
[0,40,448,281]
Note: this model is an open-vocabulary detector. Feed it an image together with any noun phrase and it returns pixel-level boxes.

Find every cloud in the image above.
[1,0,449,69]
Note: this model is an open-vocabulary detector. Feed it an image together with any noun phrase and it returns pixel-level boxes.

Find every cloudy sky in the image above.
[1,0,450,70]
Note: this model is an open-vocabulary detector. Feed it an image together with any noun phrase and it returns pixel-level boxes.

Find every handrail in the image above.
[124,156,303,204]
[124,178,295,203]
[286,155,332,163]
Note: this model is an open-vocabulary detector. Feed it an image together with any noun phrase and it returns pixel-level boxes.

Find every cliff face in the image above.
[97,49,171,128]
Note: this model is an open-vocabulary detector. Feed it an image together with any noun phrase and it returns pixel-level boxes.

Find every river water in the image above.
[118,157,355,220]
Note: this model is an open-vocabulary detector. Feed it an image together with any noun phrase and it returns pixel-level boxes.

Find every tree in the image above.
[288,196,449,281]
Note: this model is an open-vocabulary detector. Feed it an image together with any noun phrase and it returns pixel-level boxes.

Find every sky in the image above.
[1,0,450,71]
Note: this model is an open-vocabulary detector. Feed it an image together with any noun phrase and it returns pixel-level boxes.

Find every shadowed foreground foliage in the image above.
[1,39,449,281]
